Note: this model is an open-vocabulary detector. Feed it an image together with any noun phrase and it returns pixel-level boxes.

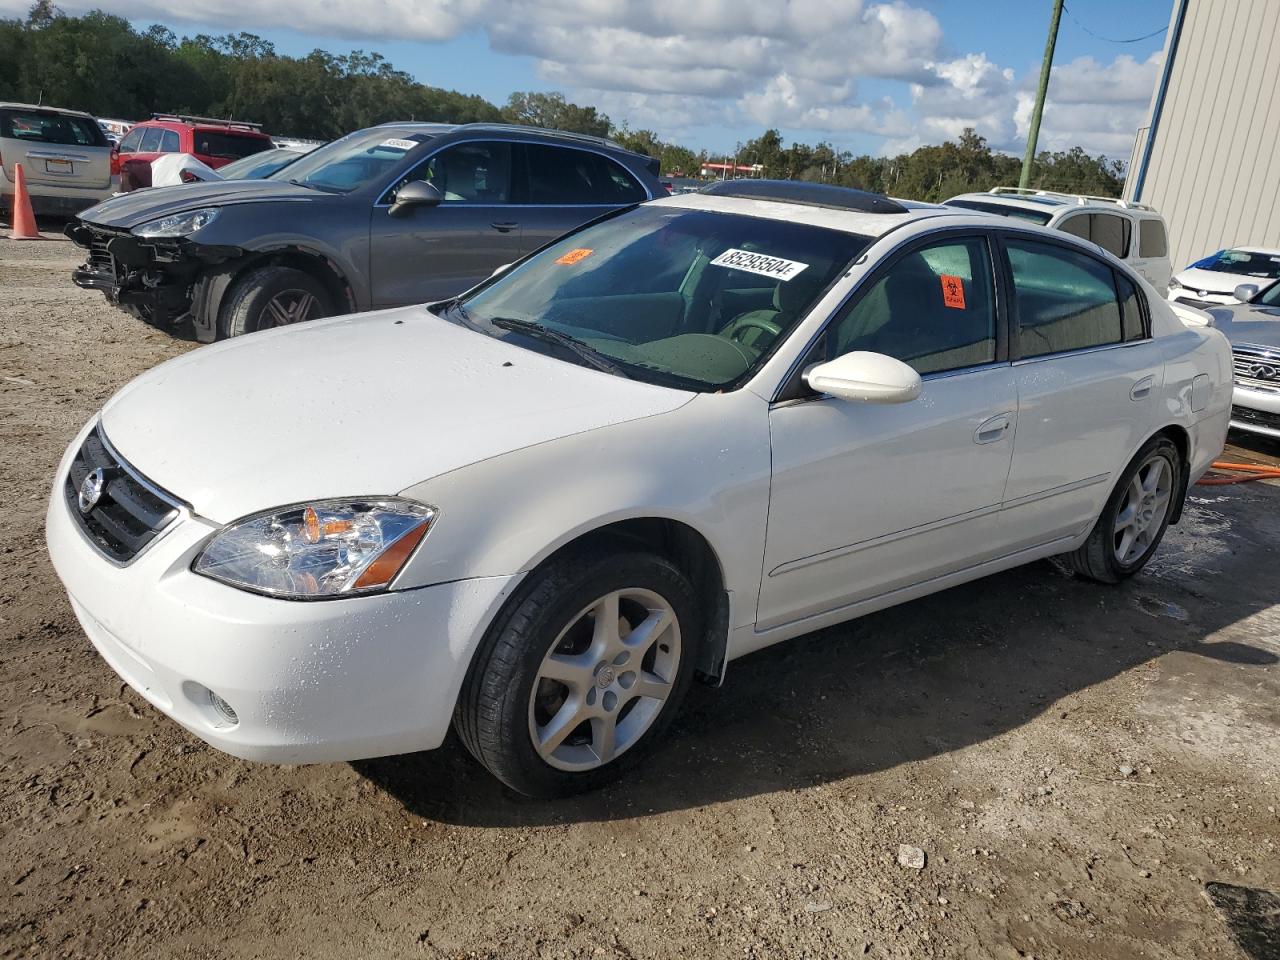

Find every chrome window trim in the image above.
[371,136,656,209]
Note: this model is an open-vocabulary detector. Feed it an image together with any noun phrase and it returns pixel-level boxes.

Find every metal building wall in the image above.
[1125,0,1280,271]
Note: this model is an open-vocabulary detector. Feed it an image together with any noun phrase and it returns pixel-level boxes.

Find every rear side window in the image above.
[1007,238,1124,357]
[1116,272,1147,341]
[828,237,997,375]
[524,144,647,205]
[0,109,107,147]
[1057,213,1130,259]
[138,127,164,152]
[1139,219,1168,258]
[159,129,180,153]
[117,128,144,153]
[195,132,272,160]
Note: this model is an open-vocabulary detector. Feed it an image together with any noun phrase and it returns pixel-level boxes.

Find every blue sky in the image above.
[9,0,1174,158]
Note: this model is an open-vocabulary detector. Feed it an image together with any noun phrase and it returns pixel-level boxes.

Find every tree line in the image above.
[1,5,1123,199]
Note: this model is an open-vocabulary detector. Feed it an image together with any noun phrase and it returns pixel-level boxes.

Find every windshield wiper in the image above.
[488,317,631,379]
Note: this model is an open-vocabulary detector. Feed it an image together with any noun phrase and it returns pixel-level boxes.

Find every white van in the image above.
[945,187,1173,296]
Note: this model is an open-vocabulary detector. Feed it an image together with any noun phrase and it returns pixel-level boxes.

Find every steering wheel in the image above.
[723,312,784,345]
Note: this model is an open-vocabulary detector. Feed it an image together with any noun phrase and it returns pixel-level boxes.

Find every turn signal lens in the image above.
[353,522,431,590]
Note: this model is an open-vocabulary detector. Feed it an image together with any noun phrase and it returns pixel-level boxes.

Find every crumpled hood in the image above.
[79,179,329,229]
[1206,304,1280,350]
[100,309,693,523]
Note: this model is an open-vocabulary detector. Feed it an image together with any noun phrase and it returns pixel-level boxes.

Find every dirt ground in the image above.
[1,234,1278,960]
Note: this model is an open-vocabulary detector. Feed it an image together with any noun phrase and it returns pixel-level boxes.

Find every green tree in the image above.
[502,91,611,137]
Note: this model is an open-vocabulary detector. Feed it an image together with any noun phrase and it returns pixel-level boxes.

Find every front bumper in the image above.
[45,425,520,763]
[1169,290,1238,309]
[1230,383,1280,439]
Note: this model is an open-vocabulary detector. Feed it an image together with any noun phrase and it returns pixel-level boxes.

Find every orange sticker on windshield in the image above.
[940,274,966,309]
[555,248,594,265]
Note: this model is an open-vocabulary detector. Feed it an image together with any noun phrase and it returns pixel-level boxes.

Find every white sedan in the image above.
[46,181,1232,797]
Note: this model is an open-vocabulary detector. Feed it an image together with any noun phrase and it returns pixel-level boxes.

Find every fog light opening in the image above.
[183,681,240,730]
[208,690,239,727]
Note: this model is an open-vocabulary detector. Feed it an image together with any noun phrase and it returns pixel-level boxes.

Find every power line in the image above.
[1062,2,1169,44]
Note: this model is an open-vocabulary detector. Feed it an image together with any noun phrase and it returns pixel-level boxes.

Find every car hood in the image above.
[1205,304,1280,350]
[79,179,331,229]
[1174,267,1275,297]
[100,309,694,523]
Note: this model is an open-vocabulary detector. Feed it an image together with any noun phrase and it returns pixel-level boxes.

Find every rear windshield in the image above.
[944,199,1052,225]
[194,131,273,160]
[1188,248,1280,280]
[0,108,108,147]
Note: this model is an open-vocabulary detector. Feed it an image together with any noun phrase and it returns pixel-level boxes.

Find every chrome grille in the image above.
[64,427,183,563]
[1232,345,1280,392]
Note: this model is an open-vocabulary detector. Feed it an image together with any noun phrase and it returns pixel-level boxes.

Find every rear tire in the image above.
[455,548,700,798]
[1066,435,1181,583]
[217,266,333,339]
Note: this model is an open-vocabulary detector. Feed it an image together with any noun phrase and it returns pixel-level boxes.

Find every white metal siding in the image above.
[1126,0,1280,270]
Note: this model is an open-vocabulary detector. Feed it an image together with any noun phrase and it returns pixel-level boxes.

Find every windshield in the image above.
[449,205,871,391]
[945,198,1052,225]
[269,128,433,193]
[1189,248,1280,280]
[218,148,303,180]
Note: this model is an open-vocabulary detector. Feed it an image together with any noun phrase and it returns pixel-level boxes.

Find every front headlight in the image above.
[1168,276,1183,290]
[193,498,436,599]
[133,206,220,238]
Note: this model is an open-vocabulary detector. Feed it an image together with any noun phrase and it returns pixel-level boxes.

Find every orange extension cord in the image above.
[1195,461,1280,486]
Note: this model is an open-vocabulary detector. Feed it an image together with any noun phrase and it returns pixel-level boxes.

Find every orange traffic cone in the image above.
[5,163,47,240]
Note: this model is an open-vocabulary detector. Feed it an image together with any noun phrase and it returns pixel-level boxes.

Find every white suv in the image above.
[945,187,1173,296]
[0,102,116,218]
[47,180,1229,797]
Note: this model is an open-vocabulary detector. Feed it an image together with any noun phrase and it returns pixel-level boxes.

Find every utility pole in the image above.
[1019,0,1064,189]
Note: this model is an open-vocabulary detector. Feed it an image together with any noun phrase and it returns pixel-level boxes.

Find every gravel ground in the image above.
[1,235,1278,960]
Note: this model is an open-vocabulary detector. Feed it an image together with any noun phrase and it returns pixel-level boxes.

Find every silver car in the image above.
[1207,280,1280,439]
[1,102,115,217]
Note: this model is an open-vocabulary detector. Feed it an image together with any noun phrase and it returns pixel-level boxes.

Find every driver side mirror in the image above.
[389,180,442,218]
[804,351,922,404]
[1233,283,1260,303]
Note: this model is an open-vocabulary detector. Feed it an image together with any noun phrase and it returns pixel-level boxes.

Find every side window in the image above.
[138,127,164,152]
[1259,282,1280,307]
[1091,213,1130,259]
[525,145,646,205]
[117,128,144,153]
[827,237,997,375]
[417,142,511,203]
[1139,219,1168,258]
[158,129,181,153]
[1115,272,1147,341]
[1007,238,1123,357]
[1059,215,1090,241]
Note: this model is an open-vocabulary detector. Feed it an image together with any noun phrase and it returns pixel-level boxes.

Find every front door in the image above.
[369,140,522,307]
[757,234,1018,631]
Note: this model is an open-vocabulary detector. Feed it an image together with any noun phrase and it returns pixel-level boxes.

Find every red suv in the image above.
[113,114,274,190]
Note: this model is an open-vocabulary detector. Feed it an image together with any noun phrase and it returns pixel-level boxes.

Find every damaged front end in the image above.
[66,221,242,331]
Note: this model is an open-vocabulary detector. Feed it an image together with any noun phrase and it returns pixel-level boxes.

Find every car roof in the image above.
[1220,246,1280,257]
[0,102,96,120]
[372,120,649,160]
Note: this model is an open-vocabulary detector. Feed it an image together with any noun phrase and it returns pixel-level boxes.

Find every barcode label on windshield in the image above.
[380,138,420,151]
[710,248,809,281]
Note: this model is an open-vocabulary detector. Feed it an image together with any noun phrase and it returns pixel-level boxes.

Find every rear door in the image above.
[1131,217,1172,295]
[516,143,649,252]
[0,107,111,190]
[997,233,1163,550]
[369,140,522,306]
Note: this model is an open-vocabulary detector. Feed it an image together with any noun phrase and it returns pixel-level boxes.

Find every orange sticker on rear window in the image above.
[940,274,966,309]
[555,248,594,265]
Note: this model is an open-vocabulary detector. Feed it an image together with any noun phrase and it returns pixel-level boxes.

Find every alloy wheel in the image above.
[1113,453,1173,565]
[528,588,681,772]
[259,289,320,329]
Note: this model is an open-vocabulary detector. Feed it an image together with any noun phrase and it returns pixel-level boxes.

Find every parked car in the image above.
[47,180,1231,796]
[145,145,314,188]
[66,122,663,340]
[1,102,116,217]
[1168,247,1280,307]
[213,145,314,181]
[944,187,1173,295]
[114,114,275,191]
[1202,280,1280,438]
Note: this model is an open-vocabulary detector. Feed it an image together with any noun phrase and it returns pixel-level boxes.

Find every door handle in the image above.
[490,221,519,233]
[1130,375,1154,400]
[974,413,1011,444]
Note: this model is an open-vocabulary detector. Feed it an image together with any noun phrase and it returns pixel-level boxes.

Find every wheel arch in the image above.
[1152,422,1192,525]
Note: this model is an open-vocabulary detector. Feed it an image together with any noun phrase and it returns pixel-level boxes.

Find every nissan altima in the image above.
[47,180,1232,797]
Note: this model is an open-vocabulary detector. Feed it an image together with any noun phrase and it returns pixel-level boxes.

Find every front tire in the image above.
[1067,435,1181,583]
[217,266,333,339]
[455,549,700,798]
